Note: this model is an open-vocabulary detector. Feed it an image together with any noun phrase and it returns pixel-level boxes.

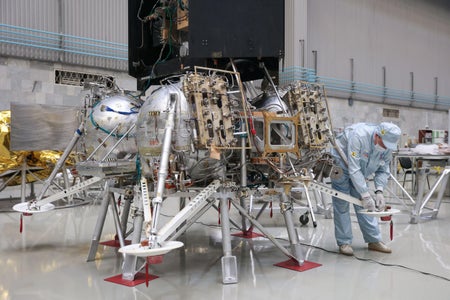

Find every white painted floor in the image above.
[1,179,450,300]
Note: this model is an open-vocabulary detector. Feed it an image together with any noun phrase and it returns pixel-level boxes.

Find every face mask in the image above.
[375,143,385,152]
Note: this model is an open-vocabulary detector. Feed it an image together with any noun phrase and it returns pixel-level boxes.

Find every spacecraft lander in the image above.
[12,0,399,286]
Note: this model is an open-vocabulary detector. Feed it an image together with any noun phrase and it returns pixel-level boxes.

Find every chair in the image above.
[398,157,430,192]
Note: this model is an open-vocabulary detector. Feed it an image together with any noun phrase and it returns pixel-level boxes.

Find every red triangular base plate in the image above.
[104,273,158,287]
[231,231,265,239]
[274,258,322,272]
[99,239,131,247]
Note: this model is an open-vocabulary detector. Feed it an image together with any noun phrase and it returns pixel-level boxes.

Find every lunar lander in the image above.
[13,64,347,284]
[13,0,398,286]
[115,65,343,284]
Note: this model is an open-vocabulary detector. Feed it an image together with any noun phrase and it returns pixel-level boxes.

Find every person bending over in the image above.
[330,122,401,256]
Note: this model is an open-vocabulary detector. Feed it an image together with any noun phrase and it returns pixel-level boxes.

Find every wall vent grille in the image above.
[55,70,114,87]
[382,108,399,118]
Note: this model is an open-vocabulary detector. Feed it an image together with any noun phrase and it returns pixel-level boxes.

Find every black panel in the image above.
[128,0,161,79]
[189,0,284,58]
[128,0,284,89]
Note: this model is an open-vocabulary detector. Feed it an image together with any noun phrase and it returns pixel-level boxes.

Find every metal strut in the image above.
[231,200,302,263]
[157,179,221,242]
[35,123,84,202]
[308,181,362,206]
[410,166,450,223]
[34,176,103,207]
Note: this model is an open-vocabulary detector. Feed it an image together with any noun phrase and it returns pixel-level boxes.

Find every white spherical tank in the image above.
[136,83,192,176]
[84,93,140,161]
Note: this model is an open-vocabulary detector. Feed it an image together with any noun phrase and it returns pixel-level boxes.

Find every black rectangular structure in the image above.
[128,0,284,89]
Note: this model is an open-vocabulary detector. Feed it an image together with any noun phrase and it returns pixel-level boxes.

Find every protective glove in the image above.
[361,195,376,211]
[375,192,386,211]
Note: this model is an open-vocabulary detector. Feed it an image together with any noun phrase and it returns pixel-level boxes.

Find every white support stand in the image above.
[410,166,450,224]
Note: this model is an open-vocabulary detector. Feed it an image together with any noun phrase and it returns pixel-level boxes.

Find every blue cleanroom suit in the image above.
[330,123,393,246]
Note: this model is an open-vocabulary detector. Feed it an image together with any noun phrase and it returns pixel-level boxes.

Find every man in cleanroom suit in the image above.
[330,122,401,256]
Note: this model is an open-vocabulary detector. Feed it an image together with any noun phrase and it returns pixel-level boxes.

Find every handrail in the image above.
[2,23,450,108]
[279,66,450,109]
[0,23,127,61]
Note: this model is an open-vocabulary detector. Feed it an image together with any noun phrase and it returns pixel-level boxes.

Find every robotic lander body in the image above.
[116,68,399,284]
[13,66,395,285]
[116,67,344,282]
[11,0,402,287]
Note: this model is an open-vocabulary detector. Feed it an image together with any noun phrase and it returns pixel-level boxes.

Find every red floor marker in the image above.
[99,239,131,247]
[231,231,265,239]
[274,258,322,272]
[104,273,158,287]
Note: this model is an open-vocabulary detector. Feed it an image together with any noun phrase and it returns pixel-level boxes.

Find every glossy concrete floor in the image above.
[1,182,450,300]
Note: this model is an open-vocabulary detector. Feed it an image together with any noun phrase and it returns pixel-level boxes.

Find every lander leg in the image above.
[279,184,305,264]
[35,124,84,202]
[122,190,145,280]
[147,93,177,246]
[110,190,127,249]
[119,180,220,280]
[87,180,115,261]
[238,133,250,234]
[231,201,302,262]
[219,192,238,284]
[119,188,134,238]
[87,179,132,262]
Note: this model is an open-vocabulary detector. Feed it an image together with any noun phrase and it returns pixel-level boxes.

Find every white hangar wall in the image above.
[0,57,136,110]
[284,0,450,139]
[0,0,128,70]
[306,0,450,95]
[1,0,450,139]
